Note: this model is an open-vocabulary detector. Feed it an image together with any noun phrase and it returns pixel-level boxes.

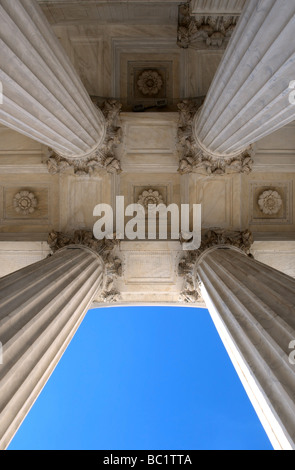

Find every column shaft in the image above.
[0,246,104,450]
[0,0,106,158]
[196,247,295,450]
[194,0,295,157]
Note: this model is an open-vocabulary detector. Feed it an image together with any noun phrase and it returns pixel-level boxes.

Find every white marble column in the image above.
[193,0,295,158]
[0,245,105,450]
[196,246,295,450]
[0,0,106,159]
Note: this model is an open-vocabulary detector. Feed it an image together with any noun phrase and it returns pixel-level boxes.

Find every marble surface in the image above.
[0,245,104,450]
[0,0,295,453]
[190,0,246,15]
[194,0,295,157]
[0,0,106,158]
[197,247,295,449]
[251,241,295,279]
[38,0,181,26]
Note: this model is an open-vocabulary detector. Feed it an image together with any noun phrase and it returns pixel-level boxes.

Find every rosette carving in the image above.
[258,190,282,215]
[137,70,163,96]
[137,189,164,210]
[13,191,38,215]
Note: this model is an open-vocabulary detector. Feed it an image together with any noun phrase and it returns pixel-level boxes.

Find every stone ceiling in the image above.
[37,0,247,26]
[37,0,182,26]
[0,0,294,303]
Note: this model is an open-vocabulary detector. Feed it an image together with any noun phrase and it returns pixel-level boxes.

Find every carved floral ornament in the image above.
[48,230,122,303]
[137,70,163,96]
[47,100,122,177]
[178,229,253,303]
[177,3,238,50]
[177,100,254,176]
[13,190,38,215]
[258,190,283,215]
[137,189,164,210]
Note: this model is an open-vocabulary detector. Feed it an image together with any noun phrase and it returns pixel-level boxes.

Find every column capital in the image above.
[0,0,107,160]
[47,100,123,176]
[192,0,295,157]
[48,230,122,303]
[177,2,238,50]
[178,228,253,303]
[177,101,254,176]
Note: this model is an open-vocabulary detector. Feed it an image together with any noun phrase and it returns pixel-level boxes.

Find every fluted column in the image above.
[196,247,295,450]
[193,0,295,159]
[0,245,105,450]
[0,0,106,159]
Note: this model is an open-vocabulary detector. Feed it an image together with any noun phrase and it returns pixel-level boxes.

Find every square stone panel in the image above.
[127,60,173,107]
[250,182,293,225]
[3,186,49,222]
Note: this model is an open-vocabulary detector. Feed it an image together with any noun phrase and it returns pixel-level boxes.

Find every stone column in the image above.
[0,245,105,450]
[0,0,106,159]
[196,246,295,450]
[193,0,295,159]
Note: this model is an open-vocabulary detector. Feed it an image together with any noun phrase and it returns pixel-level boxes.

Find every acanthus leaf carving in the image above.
[178,229,253,303]
[177,3,238,50]
[47,99,122,176]
[48,230,122,303]
[177,100,254,176]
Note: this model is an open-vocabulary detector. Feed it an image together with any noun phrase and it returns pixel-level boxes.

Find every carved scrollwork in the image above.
[47,99,122,176]
[178,229,253,303]
[177,100,254,176]
[177,3,238,50]
[48,230,122,303]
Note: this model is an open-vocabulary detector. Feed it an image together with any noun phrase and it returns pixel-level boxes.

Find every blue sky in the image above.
[8,306,273,450]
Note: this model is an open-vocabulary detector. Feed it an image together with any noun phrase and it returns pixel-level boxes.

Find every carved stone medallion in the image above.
[13,191,38,216]
[258,190,283,215]
[137,70,163,96]
[137,189,164,210]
